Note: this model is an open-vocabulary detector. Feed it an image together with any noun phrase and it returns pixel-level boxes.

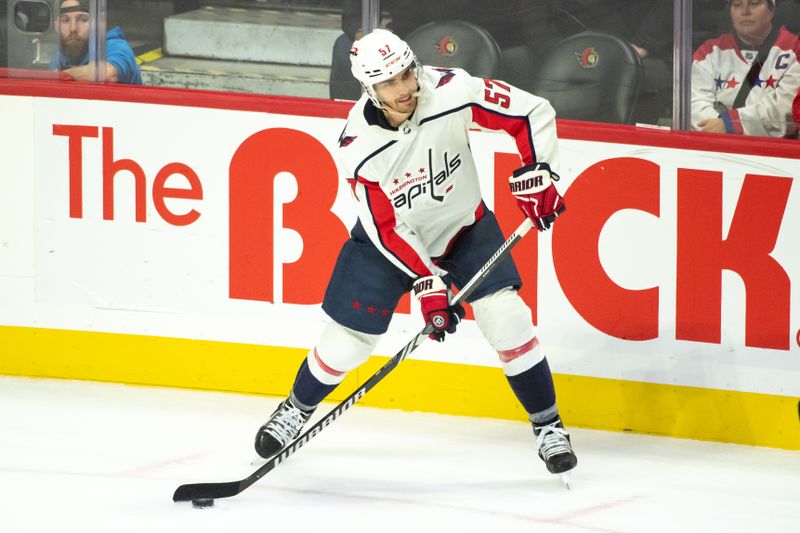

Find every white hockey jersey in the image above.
[335,67,559,279]
[691,26,800,137]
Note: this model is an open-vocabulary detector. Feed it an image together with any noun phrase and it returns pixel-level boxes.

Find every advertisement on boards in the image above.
[0,93,797,399]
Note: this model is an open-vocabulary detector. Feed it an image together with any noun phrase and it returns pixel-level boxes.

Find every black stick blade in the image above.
[173,481,243,501]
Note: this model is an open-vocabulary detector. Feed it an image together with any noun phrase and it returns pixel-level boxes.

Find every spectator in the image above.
[50,0,142,84]
[691,0,800,137]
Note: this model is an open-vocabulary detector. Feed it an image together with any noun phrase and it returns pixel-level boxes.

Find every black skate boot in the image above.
[533,419,578,475]
[254,397,315,459]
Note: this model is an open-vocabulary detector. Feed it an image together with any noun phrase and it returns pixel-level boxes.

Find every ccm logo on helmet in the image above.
[384,55,403,68]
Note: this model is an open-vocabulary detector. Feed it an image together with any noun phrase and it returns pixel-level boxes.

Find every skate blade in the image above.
[559,471,572,490]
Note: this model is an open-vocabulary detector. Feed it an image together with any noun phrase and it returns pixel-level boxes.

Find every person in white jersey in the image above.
[692,0,800,137]
[254,29,577,478]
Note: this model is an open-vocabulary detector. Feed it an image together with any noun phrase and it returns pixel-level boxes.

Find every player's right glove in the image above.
[509,162,566,231]
[412,275,465,342]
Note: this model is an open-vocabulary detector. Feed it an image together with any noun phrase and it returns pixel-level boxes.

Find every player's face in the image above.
[58,2,90,62]
[374,66,418,114]
[730,0,773,43]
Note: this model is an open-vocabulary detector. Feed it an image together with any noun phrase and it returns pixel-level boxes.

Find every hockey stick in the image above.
[173,217,536,503]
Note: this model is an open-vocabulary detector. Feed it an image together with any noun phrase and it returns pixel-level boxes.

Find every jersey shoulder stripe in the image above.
[470,104,536,164]
[775,26,800,55]
[693,33,737,62]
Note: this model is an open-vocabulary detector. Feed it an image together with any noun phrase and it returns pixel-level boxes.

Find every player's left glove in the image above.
[412,275,466,342]
[509,162,566,231]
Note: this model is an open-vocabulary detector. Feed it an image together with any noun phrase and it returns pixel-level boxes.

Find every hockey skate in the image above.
[254,397,315,459]
[534,419,578,488]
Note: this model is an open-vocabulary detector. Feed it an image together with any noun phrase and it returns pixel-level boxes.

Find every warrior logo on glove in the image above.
[510,173,545,193]
[509,162,566,231]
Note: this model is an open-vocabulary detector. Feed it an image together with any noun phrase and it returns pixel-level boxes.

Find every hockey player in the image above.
[691,0,800,137]
[254,29,577,477]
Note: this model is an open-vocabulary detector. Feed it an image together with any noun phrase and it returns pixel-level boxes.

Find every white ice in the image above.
[1,376,798,533]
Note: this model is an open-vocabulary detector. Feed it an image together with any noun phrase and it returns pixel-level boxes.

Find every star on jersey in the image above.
[350,300,389,317]
[715,74,779,91]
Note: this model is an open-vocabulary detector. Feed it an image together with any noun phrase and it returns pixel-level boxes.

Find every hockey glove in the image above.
[509,162,566,231]
[412,275,466,342]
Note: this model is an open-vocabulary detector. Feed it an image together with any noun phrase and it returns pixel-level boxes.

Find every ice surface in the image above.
[1,376,798,533]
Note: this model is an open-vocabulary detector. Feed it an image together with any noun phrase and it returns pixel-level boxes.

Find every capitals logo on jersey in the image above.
[390,148,461,209]
[433,67,457,88]
[338,128,357,147]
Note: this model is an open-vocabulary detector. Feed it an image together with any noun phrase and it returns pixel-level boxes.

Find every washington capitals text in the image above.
[391,149,461,209]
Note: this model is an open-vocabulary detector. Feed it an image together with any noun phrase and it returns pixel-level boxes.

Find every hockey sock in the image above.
[505,357,559,423]
[289,360,337,410]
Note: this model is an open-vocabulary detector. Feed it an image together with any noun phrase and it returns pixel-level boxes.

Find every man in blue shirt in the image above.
[50,0,142,84]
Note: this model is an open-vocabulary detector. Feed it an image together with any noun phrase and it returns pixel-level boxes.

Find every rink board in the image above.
[2,325,798,450]
[1,81,799,450]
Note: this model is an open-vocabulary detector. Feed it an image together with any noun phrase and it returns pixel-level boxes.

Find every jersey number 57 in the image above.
[483,79,511,108]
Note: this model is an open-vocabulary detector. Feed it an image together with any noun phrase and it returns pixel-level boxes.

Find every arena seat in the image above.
[405,19,502,79]
[530,31,643,124]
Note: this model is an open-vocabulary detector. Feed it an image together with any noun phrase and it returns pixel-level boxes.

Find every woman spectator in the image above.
[691,0,800,137]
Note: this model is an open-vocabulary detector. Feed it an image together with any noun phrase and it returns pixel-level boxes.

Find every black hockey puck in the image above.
[191,498,214,509]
